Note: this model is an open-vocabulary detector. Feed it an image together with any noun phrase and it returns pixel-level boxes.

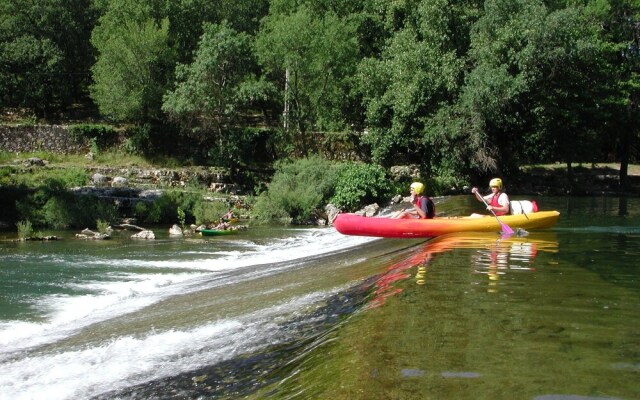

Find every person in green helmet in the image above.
[392,182,435,219]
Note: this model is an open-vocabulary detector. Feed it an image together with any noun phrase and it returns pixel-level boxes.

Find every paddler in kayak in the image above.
[391,182,435,219]
[471,178,510,217]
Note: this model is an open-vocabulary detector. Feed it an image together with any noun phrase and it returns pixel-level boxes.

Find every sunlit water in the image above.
[0,196,638,400]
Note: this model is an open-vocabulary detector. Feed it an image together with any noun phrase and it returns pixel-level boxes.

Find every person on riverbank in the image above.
[471,178,510,216]
[221,208,235,222]
[391,182,435,219]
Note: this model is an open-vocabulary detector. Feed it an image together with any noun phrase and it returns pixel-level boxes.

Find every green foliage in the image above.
[68,124,118,151]
[96,219,110,234]
[16,219,33,239]
[90,0,173,121]
[330,162,391,211]
[252,156,340,224]
[255,5,359,154]
[177,207,186,229]
[120,124,152,156]
[132,190,202,225]
[354,1,471,166]
[2,168,88,189]
[163,21,260,153]
[16,185,118,229]
[0,0,99,113]
[192,200,227,225]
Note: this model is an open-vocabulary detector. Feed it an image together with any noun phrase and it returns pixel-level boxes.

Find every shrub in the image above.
[96,219,110,234]
[330,163,391,211]
[252,156,340,224]
[16,220,33,239]
[68,124,118,151]
[192,200,227,225]
[121,124,151,156]
[16,187,118,229]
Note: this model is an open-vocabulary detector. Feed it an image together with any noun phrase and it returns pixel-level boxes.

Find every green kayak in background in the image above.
[199,229,238,236]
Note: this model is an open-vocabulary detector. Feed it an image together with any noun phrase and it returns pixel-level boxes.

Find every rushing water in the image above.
[0,196,638,400]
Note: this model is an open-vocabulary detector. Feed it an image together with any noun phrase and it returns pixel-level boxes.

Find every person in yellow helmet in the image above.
[471,178,510,216]
[392,182,435,219]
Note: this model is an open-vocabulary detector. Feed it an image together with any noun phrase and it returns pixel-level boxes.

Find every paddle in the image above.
[478,195,514,236]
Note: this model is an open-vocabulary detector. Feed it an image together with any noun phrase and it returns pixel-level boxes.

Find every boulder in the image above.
[92,173,108,186]
[169,224,183,236]
[111,176,128,187]
[355,203,380,217]
[131,230,155,240]
[23,157,47,167]
[325,204,340,225]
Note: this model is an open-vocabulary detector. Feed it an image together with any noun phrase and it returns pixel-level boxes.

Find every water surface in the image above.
[0,196,638,400]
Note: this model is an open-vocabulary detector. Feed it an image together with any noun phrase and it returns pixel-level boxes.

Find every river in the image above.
[0,196,638,400]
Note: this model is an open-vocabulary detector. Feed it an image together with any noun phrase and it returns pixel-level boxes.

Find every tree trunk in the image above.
[283,68,290,133]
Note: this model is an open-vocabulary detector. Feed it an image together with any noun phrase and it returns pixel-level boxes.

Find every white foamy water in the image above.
[0,227,377,400]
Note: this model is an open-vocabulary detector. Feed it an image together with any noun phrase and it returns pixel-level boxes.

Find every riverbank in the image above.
[511,163,640,197]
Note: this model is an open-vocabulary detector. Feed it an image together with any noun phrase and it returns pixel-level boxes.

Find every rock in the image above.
[355,203,380,217]
[325,204,340,225]
[131,230,155,240]
[23,157,47,167]
[390,194,403,204]
[389,165,420,181]
[169,224,183,236]
[111,176,128,187]
[76,228,109,240]
[92,173,108,186]
[113,223,145,231]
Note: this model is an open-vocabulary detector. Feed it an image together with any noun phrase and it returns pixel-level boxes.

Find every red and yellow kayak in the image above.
[333,211,560,238]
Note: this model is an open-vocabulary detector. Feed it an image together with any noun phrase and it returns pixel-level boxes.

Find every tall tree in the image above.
[162,21,272,163]
[90,0,173,122]
[354,0,480,168]
[462,0,608,176]
[255,4,358,156]
[588,0,640,188]
[0,0,99,114]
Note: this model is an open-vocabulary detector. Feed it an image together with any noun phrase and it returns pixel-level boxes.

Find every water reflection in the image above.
[371,232,559,305]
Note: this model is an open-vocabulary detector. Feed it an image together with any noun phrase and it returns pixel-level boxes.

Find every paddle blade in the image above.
[500,222,514,235]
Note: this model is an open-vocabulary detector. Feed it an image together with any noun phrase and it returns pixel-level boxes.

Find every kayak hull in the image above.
[333,211,560,238]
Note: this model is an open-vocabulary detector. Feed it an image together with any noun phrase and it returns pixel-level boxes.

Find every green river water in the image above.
[0,195,638,400]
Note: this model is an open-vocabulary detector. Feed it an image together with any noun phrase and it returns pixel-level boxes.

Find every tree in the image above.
[354,0,478,168]
[255,5,358,156]
[162,21,271,163]
[0,0,99,114]
[588,0,640,188]
[462,0,609,177]
[90,0,173,122]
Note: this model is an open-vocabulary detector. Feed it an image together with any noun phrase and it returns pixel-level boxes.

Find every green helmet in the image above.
[410,182,425,195]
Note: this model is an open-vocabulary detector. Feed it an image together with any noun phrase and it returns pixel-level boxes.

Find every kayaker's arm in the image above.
[412,195,427,218]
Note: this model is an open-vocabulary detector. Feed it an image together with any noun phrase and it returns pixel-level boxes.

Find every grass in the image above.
[0,150,187,169]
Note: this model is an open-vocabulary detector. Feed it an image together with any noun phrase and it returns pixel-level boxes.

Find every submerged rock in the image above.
[131,230,155,240]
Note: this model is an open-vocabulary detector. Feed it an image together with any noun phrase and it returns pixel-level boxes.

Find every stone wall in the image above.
[0,125,86,154]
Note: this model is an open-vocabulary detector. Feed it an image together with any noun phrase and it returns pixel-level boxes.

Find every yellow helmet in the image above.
[489,178,502,189]
[410,182,425,195]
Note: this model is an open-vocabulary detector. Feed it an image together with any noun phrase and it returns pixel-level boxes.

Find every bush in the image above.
[16,219,33,239]
[192,200,227,225]
[68,124,118,151]
[251,156,340,224]
[121,124,151,156]
[330,163,391,211]
[16,185,118,229]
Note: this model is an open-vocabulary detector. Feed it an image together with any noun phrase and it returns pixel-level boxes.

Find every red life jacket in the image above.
[490,192,507,216]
